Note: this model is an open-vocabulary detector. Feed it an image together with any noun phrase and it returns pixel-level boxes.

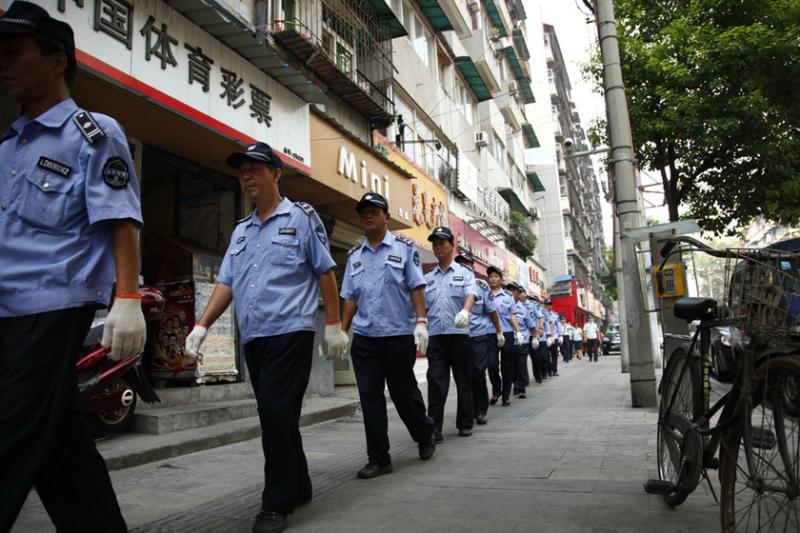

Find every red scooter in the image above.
[77,287,163,433]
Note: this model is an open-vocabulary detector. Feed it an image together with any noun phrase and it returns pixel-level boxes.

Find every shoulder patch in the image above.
[73,111,105,145]
[413,250,420,267]
[102,156,130,189]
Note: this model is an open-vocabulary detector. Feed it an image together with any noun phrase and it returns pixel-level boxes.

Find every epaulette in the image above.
[73,111,105,145]
[395,235,414,247]
[476,279,490,290]
[294,201,317,218]
[348,240,364,256]
[235,211,253,225]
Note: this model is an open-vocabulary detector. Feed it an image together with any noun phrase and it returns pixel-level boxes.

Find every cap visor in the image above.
[0,22,37,36]
[225,152,271,169]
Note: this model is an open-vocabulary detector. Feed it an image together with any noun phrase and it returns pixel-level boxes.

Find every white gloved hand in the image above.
[453,309,470,328]
[546,335,555,348]
[515,331,524,346]
[496,332,505,348]
[414,320,429,355]
[101,297,146,361]
[185,325,208,362]
[531,338,540,350]
[324,323,350,361]
[557,336,563,345]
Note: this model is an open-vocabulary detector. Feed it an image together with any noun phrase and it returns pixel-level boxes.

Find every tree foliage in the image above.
[587,0,800,234]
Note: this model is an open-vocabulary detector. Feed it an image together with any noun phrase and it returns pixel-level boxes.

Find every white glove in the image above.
[102,297,146,361]
[546,335,555,348]
[324,323,349,361]
[414,320,429,355]
[557,337,563,345]
[515,331,524,346]
[453,309,470,328]
[185,325,208,362]
[531,338,540,350]
[496,332,505,347]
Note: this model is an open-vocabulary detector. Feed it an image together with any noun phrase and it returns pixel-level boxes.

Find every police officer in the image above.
[1,3,144,531]
[528,295,547,384]
[542,299,563,376]
[423,227,478,439]
[341,192,436,479]
[486,267,524,406]
[453,252,503,426]
[184,142,349,533]
[511,284,536,398]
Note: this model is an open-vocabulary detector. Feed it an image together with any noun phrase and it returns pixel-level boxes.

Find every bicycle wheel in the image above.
[719,354,800,532]
[657,347,705,507]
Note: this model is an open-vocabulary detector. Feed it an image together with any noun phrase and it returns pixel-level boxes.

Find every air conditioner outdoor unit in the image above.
[468,0,480,12]
[508,80,519,93]
[475,131,488,148]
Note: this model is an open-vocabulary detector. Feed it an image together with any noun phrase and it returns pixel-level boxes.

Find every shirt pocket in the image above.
[270,237,302,266]
[448,278,467,299]
[16,170,77,228]
[384,260,405,286]
[230,242,248,276]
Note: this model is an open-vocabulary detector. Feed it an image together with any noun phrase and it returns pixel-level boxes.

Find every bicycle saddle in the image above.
[674,297,718,321]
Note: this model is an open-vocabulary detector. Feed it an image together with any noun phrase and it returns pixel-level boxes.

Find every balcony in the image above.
[269,0,400,126]
[506,212,537,259]
[461,28,503,94]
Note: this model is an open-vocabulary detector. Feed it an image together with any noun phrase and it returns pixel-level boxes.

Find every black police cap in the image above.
[427,226,454,243]
[0,2,75,63]
[543,298,553,305]
[529,294,541,303]
[454,251,475,265]
[226,142,283,170]
[355,192,388,214]
[487,266,504,278]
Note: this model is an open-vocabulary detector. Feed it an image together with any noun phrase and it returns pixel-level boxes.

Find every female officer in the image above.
[486,267,524,406]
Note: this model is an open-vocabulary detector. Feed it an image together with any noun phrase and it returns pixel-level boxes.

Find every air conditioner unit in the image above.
[475,131,488,148]
[508,80,519,94]
[468,0,480,12]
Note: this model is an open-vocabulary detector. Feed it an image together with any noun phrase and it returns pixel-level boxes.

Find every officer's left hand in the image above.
[515,331,525,346]
[102,297,147,361]
[453,309,470,328]
[324,323,350,361]
[414,319,429,355]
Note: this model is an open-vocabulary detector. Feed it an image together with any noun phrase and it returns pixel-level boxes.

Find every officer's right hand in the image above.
[414,319,429,355]
[324,323,349,361]
[185,325,208,363]
[496,332,505,348]
[531,338,540,350]
[515,331,525,346]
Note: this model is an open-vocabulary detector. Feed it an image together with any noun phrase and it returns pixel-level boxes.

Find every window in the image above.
[413,15,430,67]
[470,4,480,30]
[402,0,412,32]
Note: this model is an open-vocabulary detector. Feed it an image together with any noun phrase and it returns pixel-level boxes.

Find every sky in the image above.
[533,1,670,243]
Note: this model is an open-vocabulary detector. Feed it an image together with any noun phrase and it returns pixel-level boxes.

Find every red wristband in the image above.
[325,321,341,326]
[116,293,142,299]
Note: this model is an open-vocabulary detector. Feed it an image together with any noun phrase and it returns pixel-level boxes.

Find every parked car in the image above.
[603,323,621,355]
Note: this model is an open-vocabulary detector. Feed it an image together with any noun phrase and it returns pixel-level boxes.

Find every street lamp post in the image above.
[593,0,657,406]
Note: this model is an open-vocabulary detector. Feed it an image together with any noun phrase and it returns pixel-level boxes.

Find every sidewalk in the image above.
[13,356,720,533]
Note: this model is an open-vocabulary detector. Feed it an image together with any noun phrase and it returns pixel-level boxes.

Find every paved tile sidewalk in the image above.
[13,355,721,533]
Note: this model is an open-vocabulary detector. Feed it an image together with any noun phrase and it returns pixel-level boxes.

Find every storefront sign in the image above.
[18,0,311,167]
[337,146,393,200]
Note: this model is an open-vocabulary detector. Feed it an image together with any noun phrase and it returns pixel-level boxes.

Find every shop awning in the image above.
[367,0,410,39]
[454,57,493,102]
[512,29,530,61]
[498,187,530,215]
[483,0,508,38]
[526,171,546,192]
[522,123,540,148]
[416,0,454,32]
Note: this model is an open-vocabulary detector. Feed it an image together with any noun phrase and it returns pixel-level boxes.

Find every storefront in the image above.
[0,0,312,385]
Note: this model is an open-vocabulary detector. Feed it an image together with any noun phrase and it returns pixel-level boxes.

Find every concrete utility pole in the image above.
[594,0,656,406]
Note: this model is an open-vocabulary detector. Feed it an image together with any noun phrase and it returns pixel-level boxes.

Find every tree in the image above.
[601,244,618,300]
[587,0,800,235]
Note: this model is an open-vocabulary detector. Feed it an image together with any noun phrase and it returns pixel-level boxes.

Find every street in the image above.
[13,356,719,533]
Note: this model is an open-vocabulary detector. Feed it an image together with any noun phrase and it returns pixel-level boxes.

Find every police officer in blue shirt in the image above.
[486,267,525,406]
[527,295,547,384]
[423,227,479,439]
[184,142,348,533]
[511,284,536,398]
[453,252,503,426]
[341,192,436,480]
[0,4,145,531]
[542,299,563,377]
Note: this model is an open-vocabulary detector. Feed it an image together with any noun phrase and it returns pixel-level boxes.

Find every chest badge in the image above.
[453,276,464,282]
[37,157,72,177]
[278,227,297,235]
[388,255,402,263]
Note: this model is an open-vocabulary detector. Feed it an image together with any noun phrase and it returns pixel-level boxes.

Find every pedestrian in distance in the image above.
[572,319,584,359]
[486,267,525,406]
[542,299,563,376]
[340,192,436,480]
[583,315,600,362]
[511,284,536,398]
[0,3,145,531]
[561,317,574,363]
[453,252,503,426]
[527,295,547,384]
[423,227,479,440]
[184,142,349,533]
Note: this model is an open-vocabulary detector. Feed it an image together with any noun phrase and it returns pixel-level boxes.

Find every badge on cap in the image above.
[102,156,130,189]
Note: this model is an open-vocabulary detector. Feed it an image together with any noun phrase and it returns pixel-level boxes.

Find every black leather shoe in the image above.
[475,413,487,425]
[296,494,312,507]
[518,393,527,399]
[502,400,511,407]
[489,394,500,405]
[419,434,436,460]
[433,428,443,443]
[357,462,393,479]
[458,428,473,437]
[253,511,286,533]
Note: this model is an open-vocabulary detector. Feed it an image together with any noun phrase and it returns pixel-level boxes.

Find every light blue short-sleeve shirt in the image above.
[493,289,519,333]
[423,262,478,336]
[514,302,535,343]
[217,198,336,343]
[340,232,425,337]
[469,278,498,338]
[0,99,142,317]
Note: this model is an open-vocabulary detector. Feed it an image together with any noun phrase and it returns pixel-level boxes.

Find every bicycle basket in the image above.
[724,249,800,338]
